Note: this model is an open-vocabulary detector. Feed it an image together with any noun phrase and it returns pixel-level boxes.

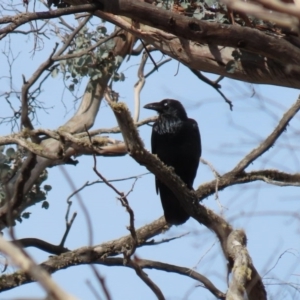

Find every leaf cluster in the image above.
[0,146,51,224]
[53,26,125,92]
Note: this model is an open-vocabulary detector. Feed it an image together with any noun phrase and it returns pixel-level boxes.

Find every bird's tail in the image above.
[159,184,189,225]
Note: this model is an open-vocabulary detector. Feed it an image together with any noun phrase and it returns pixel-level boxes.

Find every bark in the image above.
[63,0,300,88]
[1,30,136,229]
[107,100,267,300]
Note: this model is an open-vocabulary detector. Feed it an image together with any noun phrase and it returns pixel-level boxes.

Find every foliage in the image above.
[53,25,124,92]
[0,146,50,224]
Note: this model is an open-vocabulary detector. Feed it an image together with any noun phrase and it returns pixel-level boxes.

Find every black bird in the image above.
[144,99,201,225]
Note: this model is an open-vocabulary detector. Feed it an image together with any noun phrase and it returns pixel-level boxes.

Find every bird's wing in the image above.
[151,124,160,194]
[179,118,201,189]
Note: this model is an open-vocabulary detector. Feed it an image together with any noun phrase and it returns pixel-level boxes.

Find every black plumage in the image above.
[144,99,201,225]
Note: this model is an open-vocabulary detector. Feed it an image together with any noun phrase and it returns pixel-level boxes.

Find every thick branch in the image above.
[93,12,300,88]
[2,29,136,230]
[65,0,300,65]
[3,3,300,87]
[106,100,267,299]
[0,217,169,291]
[226,230,266,300]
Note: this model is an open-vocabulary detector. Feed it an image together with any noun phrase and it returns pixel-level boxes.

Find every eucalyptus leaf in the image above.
[22,212,31,219]
[6,147,16,159]
[42,201,49,209]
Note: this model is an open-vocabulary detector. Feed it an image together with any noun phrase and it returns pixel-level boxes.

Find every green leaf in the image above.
[226,60,238,74]
[44,185,52,192]
[51,68,59,78]
[105,39,115,50]
[115,55,123,66]
[42,201,49,209]
[77,57,86,67]
[69,84,75,91]
[0,163,11,181]
[6,147,16,159]
[119,72,125,81]
[91,73,101,81]
[22,212,31,219]
[97,26,107,34]
[0,153,6,163]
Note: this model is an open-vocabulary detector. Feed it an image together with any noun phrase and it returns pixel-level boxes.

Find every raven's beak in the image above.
[143,102,163,113]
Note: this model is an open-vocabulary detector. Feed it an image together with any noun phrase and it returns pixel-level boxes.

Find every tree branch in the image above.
[105,99,266,299]
[232,97,300,173]
[0,217,169,292]
[91,10,300,88]
[0,4,103,39]
[0,235,77,300]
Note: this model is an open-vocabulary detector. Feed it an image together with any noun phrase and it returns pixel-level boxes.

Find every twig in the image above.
[140,39,158,71]
[145,58,171,78]
[0,4,102,39]
[98,257,225,299]
[53,29,122,61]
[12,238,69,255]
[60,166,94,247]
[200,158,223,210]
[76,116,157,136]
[128,258,166,300]
[86,127,138,258]
[133,51,147,122]
[21,43,59,130]
[59,212,77,248]
[54,15,91,58]
[233,97,300,173]
[86,280,103,300]
[190,68,233,110]
[143,232,189,246]
[90,265,112,300]
[263,248,298,278]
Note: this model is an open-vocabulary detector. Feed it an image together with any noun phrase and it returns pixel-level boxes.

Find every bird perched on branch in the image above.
[144,99,201,225]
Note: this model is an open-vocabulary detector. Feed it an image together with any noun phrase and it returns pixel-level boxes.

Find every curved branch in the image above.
[1,29,136,231]
[0,4,103,39]
[233,97,300,173]
[197,169,300,201]
[0,218,226,299]
[96,257,226,299]
[0,217,169,292]
[91,10,300,88]
[12,238,69,255]
[106,100,266,300]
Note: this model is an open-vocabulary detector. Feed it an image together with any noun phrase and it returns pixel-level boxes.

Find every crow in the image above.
[144,99,201,225]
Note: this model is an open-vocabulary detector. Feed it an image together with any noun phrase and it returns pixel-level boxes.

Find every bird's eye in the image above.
[163,102,168,107]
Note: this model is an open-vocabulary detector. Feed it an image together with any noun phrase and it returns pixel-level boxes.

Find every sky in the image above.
[1,3,300,300]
